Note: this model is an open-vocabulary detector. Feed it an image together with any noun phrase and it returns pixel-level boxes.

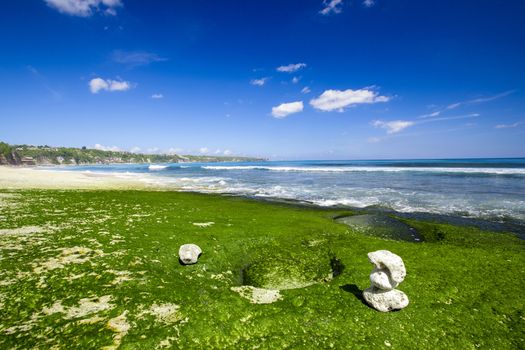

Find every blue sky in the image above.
[1,0,524,159]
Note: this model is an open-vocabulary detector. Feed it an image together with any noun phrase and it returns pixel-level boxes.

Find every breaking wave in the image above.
[148,165,168,171]
[202,165,525,175]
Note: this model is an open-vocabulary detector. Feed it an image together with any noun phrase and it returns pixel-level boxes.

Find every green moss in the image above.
[242,244,335,290]
[0,189,523,349]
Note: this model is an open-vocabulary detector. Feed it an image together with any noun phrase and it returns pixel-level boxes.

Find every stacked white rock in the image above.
[363,250,409,312]
[178,244,202,265]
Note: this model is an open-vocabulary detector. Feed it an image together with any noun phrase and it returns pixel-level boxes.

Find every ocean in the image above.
[49,158,525,234]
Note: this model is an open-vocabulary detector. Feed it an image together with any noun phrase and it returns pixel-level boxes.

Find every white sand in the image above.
[0,166,157,190]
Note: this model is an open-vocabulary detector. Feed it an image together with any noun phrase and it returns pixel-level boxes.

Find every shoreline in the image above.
[1,165,523,238]
[0,165,156,190]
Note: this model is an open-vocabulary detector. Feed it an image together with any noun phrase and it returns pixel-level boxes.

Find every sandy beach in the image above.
[0,166,152,190]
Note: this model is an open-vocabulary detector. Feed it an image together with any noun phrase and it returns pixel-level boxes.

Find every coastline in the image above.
[1,165,523,237]
[0,165,155,190]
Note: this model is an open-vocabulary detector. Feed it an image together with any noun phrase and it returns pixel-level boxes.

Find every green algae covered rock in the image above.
[0,189,523,349]
[335,214,422,242]
[242,246,337,290]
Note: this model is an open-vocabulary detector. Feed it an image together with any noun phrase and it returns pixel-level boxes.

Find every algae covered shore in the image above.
[0,187,523,349]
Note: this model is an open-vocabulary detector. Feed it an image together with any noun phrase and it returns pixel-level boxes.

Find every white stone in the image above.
[367,250,406,285]
[364,250,409,312]
[178,244,202,265]
[363,287,409,312]
[370,268,398,290]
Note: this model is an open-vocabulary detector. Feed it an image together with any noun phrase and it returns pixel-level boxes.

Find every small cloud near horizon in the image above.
[495,122,520,129]
[167,147,183,155]
[214,149,233,156]
[93,143,121,152]
[372,120,414,134]
[372,113,480,136]
[421,90,516,117]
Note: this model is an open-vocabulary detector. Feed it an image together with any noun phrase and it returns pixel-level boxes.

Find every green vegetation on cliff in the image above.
[0,189,522,349]
[0,141,263,165]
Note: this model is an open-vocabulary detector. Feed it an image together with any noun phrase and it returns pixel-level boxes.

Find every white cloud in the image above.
[89,78,108,94]
[469,90,515,104]
[495,122,520,129]
[372,113,480,136]
[108,80,131,91]
[129,146,141,153]
[214,149,233,156]
[419,113,479,124]
[199,147,209,154]
[89,77,133,93]
[151,93,163,99]
[271,101,304,118]
[363,0,375,7]
[276,63,306,73]
[146,147,160,154]
[94,143,121,152]
[445,90,515,111]
[250,77,269,86]
[418,111,441,118]
[104,7,116,15]
[310,88,389,112]
[292,76,300,84]
[320,0,343,15]
[446,102,461,110]
[418,91,514,119]
[167,147,183,155]
[301,86,311,94]
[44,0,122,17]
[372,120,414,134]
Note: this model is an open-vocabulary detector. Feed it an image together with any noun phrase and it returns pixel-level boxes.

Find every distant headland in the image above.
[0,141,264,166]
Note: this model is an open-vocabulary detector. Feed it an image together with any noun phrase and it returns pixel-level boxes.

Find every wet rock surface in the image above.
[335,214,422,242]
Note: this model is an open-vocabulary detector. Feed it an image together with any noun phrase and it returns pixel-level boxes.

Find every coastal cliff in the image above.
[0,142,263,166]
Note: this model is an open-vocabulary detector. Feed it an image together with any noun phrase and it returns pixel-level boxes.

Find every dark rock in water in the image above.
[335,214,423,242]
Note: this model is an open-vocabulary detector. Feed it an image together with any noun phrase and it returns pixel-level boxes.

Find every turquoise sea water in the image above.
[48,158,525,232]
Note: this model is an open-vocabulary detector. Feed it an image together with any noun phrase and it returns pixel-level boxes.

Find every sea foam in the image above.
[202,165,525,175]
[148,165,168,171]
